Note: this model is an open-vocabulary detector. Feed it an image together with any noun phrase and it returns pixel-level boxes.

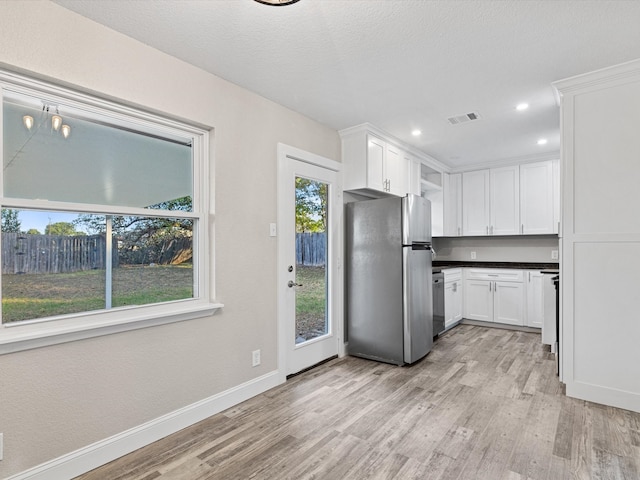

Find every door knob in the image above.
[288,280,303,288]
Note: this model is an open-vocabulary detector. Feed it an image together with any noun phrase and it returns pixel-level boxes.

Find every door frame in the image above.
[276,143,344,382]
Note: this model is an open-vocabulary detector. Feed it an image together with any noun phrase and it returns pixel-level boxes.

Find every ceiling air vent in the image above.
[447,111,481,125]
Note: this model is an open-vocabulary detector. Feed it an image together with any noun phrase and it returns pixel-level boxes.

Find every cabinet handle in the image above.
[521,224,524,234]
[494,281,497,291]
[489,282,492,292]
[490,225,494,235]
[457,227,461,236]
[528,272,531,282]
[486,226,489,235]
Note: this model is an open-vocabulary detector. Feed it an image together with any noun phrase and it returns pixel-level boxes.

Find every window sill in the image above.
[0,301,224,355]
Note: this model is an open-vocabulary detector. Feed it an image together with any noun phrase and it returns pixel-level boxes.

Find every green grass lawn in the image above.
[295,265,327,341]
[2,265,193,323]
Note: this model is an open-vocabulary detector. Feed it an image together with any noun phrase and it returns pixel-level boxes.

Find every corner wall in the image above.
[0,1,340,477]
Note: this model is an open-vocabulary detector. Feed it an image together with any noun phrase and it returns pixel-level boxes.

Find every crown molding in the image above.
[339,123,452,173]
[553,58,640,96]
[448,151,560,173]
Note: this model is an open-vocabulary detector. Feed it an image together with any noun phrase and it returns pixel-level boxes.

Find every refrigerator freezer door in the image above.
[403,245,433,363]
[402,195,432,245]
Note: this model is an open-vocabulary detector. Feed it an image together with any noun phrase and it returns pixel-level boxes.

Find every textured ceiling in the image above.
[53,0,640,169]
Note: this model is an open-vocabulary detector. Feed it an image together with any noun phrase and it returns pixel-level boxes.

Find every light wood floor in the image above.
[75,325,640,480]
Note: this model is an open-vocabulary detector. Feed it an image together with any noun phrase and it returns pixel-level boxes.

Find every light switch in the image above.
[269,223,277,237]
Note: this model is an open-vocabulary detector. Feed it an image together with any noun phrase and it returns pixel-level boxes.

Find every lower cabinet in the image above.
[443,268,463,328]
[525,270,544,328]
[464,269,525,326]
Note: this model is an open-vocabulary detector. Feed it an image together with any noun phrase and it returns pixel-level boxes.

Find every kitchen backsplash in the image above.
[432,235,559,263]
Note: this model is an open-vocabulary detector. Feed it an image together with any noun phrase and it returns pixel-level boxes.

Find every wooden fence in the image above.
[1,233,118,274]
[296,232,326,266]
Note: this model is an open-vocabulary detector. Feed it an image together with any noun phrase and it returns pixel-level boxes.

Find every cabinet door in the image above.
[463,170,490,236]
[452,281,463,322]
[526,271,544,328]
[464,279,493,321]
[444,173,463,236]
[494,281,525,326]
[520,161,554,234]
[490,165,520,235]
[385,144,406,196]
[444,281,455,328]
[408,156,421,196]
[367,135,385,192]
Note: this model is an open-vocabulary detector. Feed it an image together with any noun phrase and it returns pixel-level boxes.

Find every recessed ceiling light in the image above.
[411,129,422,136]
[537,138,548,145]
[516,103,529,111]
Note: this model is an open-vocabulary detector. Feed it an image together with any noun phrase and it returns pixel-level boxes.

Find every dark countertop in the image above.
[432,261,559,273]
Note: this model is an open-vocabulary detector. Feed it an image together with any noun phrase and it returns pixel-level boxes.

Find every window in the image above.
[0,71,218,352]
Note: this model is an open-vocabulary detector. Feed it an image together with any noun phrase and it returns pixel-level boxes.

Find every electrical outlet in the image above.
[551,250,559,260]
[252,350,261,367]
[269,223,277,237]
[470,251,477,260]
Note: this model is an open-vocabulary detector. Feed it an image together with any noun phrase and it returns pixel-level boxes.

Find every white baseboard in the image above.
[566,380,640,414]
[8,370,282,480]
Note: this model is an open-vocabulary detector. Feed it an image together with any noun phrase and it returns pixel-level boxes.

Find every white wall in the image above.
[0,1,340,477]
[432,236,559,263]
[554,59,640,413]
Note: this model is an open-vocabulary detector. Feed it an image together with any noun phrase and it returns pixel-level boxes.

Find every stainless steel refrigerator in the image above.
[346,194,433,366]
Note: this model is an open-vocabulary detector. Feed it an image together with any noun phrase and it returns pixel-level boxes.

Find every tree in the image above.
[1,208,21,233]
[26,228,41,235]
[295,179,327,233]
[73,196,193,265]
[45,222,85,236]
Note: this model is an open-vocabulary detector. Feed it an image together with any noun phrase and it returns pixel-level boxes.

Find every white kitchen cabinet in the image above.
[443,268,463,328]
[385,143,407,196]
[520,161,554,234]
[462,166,519,236]
[493,281,525,326]
[462,170,490,236]
[490,165,520,235]
[526,270,544,329]
[464,279,493,321]
[443,173,462,236]
[365,134,385,192]
[464,269,525,326]
[341,127,412,197]
[407,155,421,196]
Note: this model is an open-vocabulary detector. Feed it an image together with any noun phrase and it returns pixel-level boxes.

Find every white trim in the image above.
[6,370,282,480]
[0,69,217,352]
[552,58,640,95]
[449,151,560,173]
[566,381,640,414]
[276,144,345,381]
[0,302,223,355]
[339,123,450,173]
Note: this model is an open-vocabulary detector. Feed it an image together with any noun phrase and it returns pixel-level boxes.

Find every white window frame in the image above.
[0,70,222,354]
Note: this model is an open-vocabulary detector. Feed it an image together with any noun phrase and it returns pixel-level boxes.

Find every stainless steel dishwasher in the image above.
[432,272,445,337]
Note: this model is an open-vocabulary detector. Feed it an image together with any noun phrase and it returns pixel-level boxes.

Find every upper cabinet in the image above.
[443,173,462,236]
[340,124,446,199]
[462,169,491,236]
[342,128,409,197]
[450,160,557,237]
[343,131,408,196]
[462,166,519,236]
[520,161,554,234]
